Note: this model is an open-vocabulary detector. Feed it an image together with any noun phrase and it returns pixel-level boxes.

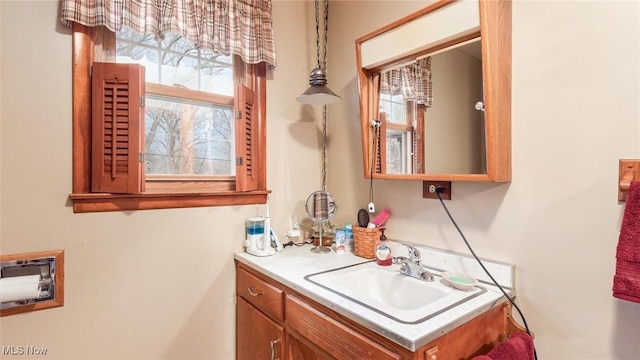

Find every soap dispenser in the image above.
[375,228,392,266]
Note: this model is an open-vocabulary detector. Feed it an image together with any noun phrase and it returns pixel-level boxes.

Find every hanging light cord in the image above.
[322,105,327,191]
[316,0,329,192]
[315,0,329,71]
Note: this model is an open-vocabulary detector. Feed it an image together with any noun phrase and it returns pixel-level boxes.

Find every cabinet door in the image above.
[287,333,335,360]
[286,295,402,360]
[237,297,285,360]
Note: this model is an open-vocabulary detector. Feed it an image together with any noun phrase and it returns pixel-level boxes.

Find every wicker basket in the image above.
[352,226,381,259]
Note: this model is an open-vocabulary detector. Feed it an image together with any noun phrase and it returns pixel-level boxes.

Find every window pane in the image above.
[160,32,197,55]
[159,50,199,89]
[379,93,406,124]
[116,30,160,83]
[200,58,234,95]
[200,49,233,94]
[386,129,410,174]
[117,27,157,48]
[145,96,235,176]
[201,48,233,63]
[116,30,234,96]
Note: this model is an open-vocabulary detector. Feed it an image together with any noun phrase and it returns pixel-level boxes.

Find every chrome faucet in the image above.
[392,243,434,281]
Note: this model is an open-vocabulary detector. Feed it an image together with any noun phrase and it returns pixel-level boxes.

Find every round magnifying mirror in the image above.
[305,191,338,254]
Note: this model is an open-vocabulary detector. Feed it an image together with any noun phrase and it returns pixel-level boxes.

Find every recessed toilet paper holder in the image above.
[0,250,64,317]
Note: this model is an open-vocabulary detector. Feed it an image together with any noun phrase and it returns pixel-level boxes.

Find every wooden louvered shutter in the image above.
[377,112,387,174]
[91,62,145,194]
[372,74,384,174]
[234,84,259,191]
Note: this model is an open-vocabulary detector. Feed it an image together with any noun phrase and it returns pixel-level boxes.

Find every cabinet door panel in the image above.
[287,333,335,360]
[286,295,401,360]
[420,303,507,359]
[237,297,284,360]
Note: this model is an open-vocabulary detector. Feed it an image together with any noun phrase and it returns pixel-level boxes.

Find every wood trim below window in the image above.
[69,191,269,213]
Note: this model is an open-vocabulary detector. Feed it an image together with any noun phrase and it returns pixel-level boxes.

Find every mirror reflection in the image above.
[377,39,484,175]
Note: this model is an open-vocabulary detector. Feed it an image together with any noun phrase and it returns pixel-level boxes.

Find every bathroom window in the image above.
[116,28,236,178]
[68,25,268,213]
[379,94,425,174]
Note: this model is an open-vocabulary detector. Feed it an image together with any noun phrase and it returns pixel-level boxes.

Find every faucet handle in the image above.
[392,256,409,265]
[403,243,421,265]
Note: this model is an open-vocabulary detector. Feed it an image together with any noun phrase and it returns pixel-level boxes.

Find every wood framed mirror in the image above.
[355,0,511,182]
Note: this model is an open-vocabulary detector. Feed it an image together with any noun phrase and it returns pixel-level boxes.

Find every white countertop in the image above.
[234,242,515,351]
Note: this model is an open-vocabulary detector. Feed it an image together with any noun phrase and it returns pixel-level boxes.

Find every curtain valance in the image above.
[380,57,432,106]
[60,0,277,71]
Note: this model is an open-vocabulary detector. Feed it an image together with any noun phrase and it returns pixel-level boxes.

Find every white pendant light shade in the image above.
[296,85,341,105]
[297,68,341,105]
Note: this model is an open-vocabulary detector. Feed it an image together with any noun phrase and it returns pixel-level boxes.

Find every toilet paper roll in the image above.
[0,275,41,302]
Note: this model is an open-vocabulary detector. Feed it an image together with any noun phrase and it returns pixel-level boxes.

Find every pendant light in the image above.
[296,0,341,105]
[299,0,339,254]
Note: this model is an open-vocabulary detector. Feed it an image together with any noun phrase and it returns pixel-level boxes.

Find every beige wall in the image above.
[1,1,639,360]
[0,1,322,359]
[329,1,640,359]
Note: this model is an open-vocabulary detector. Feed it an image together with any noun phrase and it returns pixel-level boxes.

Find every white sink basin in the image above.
[305,261,485,324]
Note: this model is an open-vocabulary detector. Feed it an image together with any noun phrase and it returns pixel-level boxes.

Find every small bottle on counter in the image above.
[375,228,392,266]
[335,229,346,254]
[344,224,354,252]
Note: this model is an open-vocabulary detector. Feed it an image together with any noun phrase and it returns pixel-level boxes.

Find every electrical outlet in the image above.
[422,181,452,200]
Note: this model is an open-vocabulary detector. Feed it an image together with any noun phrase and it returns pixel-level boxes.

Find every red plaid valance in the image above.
[60,0,277,71]
[380,57,432,106]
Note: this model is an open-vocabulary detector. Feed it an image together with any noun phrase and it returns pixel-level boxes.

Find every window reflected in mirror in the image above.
[379,94,423,174]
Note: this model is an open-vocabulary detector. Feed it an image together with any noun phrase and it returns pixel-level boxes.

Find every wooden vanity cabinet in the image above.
[235,261,521,360]
[237,297,285,359]
[236,265,285,360]
[286,294,402,360]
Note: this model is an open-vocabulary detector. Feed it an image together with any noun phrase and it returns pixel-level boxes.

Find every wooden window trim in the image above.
[414,104,425,174]
[69,24,268,213]
[146,83,234,107]
[377,112,387,174]
[386,123,413,132]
